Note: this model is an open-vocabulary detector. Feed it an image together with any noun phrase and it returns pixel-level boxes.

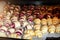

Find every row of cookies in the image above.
[23,24,60,39]
[34,17,60,26]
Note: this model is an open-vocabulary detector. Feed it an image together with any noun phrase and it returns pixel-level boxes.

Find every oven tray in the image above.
[0,33,60,40]
[32,33,60,40]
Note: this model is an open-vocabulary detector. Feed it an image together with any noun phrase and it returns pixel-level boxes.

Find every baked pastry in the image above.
[9,33,21,39]
[41,18,47,25]
[24,29,31,34]
[28,15,34,22]
[23,29,34,39]
[24,29,35,35]
[19,15,26,22]
[11,16,18,22]
[6,12,11,16]
[4,19,11,27]
[14,21,21,29]
[21,11,26,14]
[48,25,55,33]
[10,22,15,28]
[23,34,32,39]
[0,21,3,27]
[24,29,35,37]
[0,14,3,19]
[52,17,59,25]
[34,25,41,30]
[0,26,8,32]
[4,15,10,20]
[10,10,14,14]
[56,24,60,33]
[35,30,42,38]
[0,32,7,37]
[47,18,52,25]
[15,29,23,35]
[41,25,48,34]
[22,21,29,27]
[29,30,35,36]
[26,24,33,29]
[27,10,32,16]
[34,18,41,25]
[8,28,15,33]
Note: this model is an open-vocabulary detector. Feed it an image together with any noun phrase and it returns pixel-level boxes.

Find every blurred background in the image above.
[0,0,60,13]
[2,0,60,5]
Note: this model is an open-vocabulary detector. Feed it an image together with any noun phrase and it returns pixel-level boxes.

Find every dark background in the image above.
[7,0,60,5]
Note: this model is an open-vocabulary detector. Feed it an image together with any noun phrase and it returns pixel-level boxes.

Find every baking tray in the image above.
[32,33,60,40]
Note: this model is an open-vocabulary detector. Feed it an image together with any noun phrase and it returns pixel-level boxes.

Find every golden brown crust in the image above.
[52,17,59,25]
[34,25,41,30]
[56,24,60,33]
[35,30,42,38]
[48,25,55,33]
[41,25,48,34]
[41,18,47,25]
[34,18,41,25]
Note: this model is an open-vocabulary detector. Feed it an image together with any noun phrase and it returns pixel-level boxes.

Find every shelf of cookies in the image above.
[0,3,60,40]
